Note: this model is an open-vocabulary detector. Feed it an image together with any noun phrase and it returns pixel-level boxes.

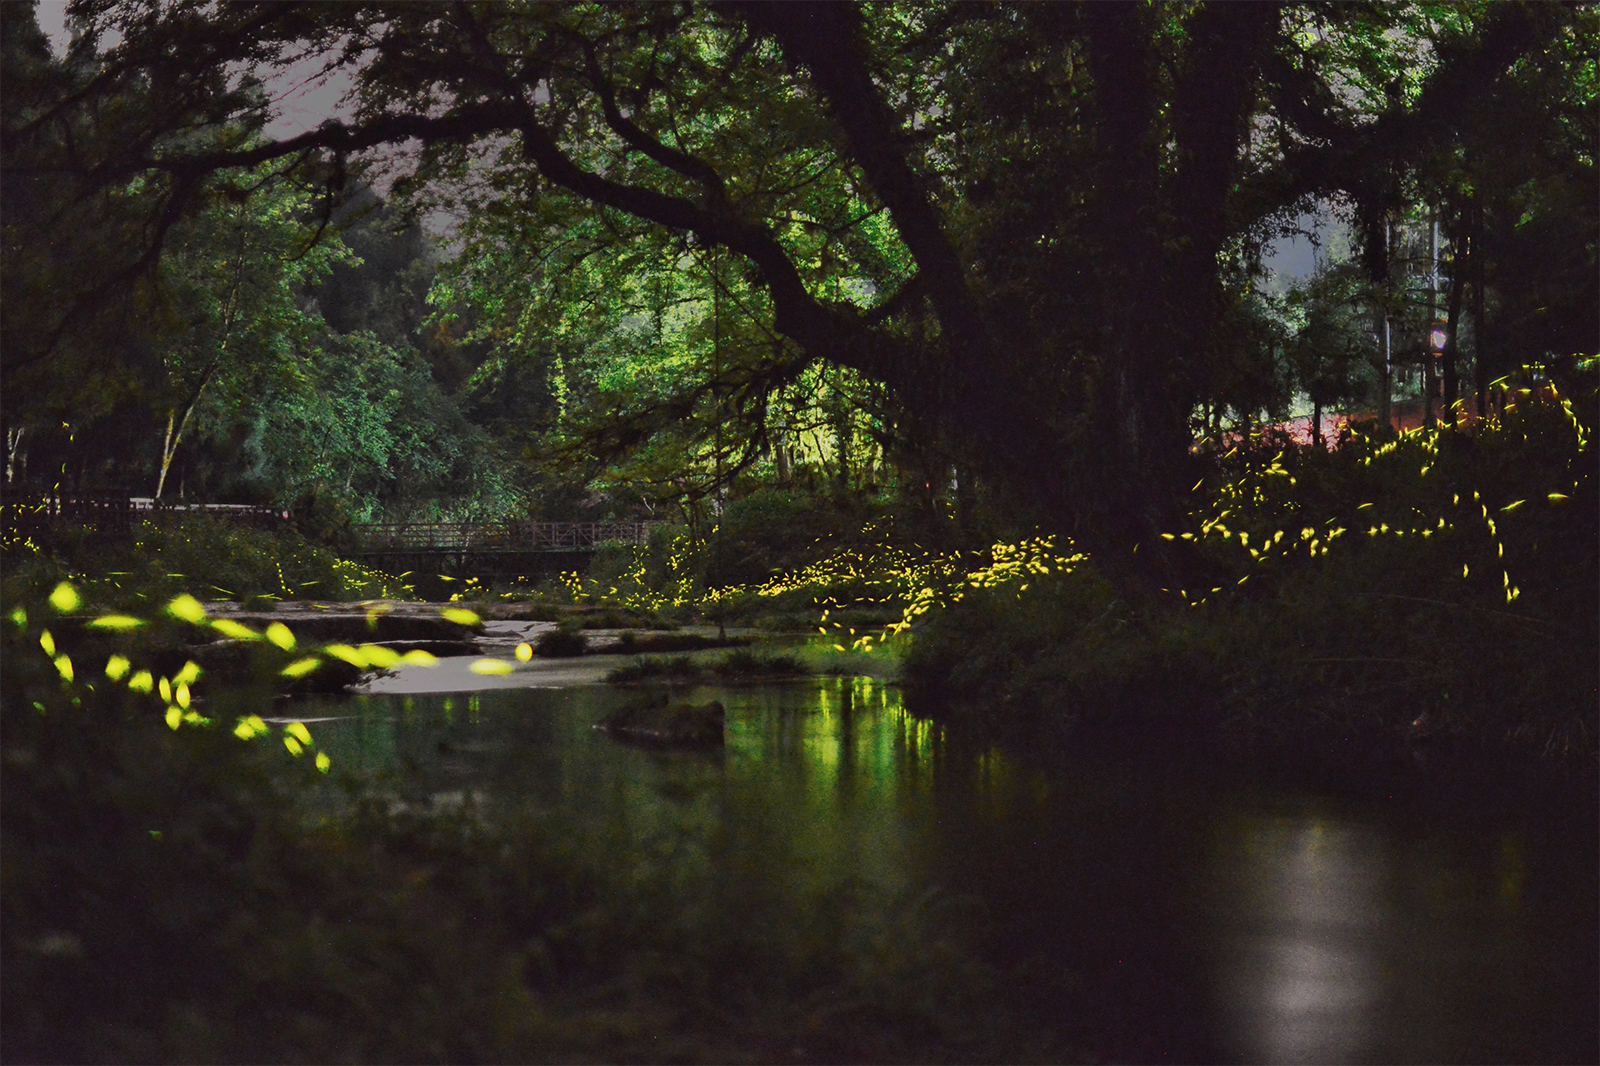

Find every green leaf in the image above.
[211,618,262,640]
[87,614,146,630]
[166,595,207,624]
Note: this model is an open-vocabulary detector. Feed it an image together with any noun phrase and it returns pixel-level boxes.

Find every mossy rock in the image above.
[595,693,724,746]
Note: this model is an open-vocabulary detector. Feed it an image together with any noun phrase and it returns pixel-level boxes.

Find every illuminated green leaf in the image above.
[280,657,321,678]
[323,643,367,668]
[359,644,401,669]
[88,614,146,631]
[165,594,208,624]
[211,618,262,641]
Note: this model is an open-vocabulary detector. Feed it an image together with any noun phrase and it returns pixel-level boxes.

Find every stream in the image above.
[285,634,1597,1064]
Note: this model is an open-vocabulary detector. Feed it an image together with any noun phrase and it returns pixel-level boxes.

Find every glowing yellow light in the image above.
[48,582,80,613]
[280,658,321,678]
[165,595,207,624]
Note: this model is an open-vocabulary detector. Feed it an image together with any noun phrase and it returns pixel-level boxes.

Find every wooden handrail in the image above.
[352,520,664,552]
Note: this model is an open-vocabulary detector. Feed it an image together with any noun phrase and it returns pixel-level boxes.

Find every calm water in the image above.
[293,672,1597,1064]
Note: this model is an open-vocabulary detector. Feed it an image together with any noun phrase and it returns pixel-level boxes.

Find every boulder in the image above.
[596,693,725,746]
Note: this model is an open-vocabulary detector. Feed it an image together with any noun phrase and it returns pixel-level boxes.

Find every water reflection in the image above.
[292,680,1595,1064]
[1205,802,1579,1064]
[1211,815,1389,1063]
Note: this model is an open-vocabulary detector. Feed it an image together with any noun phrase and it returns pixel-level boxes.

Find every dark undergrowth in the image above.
[1,511,412,610]
[904,375,1598,778]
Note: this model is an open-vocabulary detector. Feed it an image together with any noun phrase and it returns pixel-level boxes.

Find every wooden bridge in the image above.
[350,520,664,577]
[353,520,662,553]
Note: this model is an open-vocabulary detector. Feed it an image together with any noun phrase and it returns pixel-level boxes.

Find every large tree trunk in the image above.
[1442,227,1466,415]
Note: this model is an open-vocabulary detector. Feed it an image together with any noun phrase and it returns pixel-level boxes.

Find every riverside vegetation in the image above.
[4,368,1593,1063]
[5,1,1595,1058]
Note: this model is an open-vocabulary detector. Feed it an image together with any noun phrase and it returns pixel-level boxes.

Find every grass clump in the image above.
[533,628,589,658]
[712,649,810,678]
[605,655,702,683]
[604,650,812,685]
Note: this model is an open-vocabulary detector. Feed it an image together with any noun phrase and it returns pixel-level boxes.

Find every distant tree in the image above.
[10,1,1591,573]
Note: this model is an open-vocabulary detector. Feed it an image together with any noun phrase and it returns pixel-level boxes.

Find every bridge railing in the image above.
[354,520,664,552]
[1,490,137,536]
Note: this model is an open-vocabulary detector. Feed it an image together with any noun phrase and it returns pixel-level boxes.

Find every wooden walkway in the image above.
[353,521,663,554]
[1,491,288,536]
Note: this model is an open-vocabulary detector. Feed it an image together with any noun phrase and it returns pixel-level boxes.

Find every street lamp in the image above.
[1428,321,1449,355]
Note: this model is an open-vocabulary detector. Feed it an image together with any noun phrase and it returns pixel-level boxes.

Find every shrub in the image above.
[533,628,588,658]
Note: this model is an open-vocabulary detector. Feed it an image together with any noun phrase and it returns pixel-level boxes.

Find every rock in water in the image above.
[596,696,725,746]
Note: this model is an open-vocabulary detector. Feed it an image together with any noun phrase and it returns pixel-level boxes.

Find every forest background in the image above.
[2,2,1596,1062]
[4,0,1595,741]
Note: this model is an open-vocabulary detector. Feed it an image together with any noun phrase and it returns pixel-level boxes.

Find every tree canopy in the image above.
[4,0,1595,560]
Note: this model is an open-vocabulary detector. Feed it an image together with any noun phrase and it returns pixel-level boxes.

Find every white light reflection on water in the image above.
[1206,803,1556,1065]
[1212,815,1389,1064]
[288,672,1592,1063]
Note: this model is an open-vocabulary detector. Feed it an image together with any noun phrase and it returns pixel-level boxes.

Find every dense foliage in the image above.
[5,1,1592,559]
[2,4,1595,1060]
